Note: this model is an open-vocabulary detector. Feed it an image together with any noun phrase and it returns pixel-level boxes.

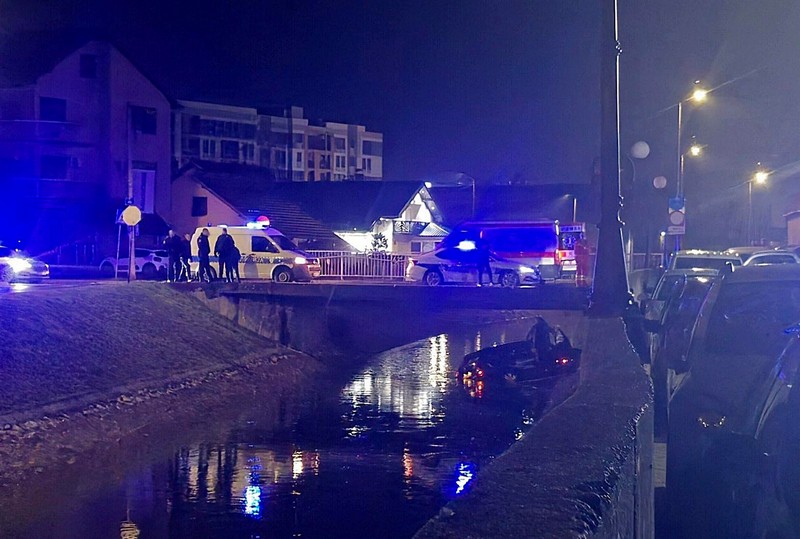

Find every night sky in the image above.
[2,0,798,210]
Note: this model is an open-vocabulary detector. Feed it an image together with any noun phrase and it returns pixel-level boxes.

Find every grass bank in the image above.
[0,282,294,420]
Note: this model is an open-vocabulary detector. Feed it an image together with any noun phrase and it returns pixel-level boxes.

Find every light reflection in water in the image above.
[454,462,476,495]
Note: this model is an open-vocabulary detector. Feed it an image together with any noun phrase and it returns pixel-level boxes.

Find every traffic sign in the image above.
[668,196,685,235]
[121,205,142,226]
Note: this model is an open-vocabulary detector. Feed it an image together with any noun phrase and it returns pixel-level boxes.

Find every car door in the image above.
[435,248,479,284]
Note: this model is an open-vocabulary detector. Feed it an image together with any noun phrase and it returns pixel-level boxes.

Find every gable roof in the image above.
[178,161,425,232]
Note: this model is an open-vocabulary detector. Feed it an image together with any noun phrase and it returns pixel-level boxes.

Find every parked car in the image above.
[642,268,717,322]
[723,245,768,264]
[406,243,542,287]
[666,265,800,535]
[667,249,742,272]
[742,250,800,266]
[100,248,169,280]
[0,245,50,282]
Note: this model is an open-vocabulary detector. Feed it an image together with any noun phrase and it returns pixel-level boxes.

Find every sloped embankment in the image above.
[0,282,309,421]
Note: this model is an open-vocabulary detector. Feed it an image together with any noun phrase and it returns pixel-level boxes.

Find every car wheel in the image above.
[500,271,520,288]
[423,269,443,286]
[273,267,293,283]
[141,263,157,280]
[100,262,115,277]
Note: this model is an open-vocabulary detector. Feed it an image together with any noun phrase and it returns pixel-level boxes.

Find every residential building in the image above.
[172,161,441,253]
[173,102,383,182]
[0,37,171,254]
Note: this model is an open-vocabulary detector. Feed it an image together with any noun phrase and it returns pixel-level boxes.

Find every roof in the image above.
[178,161,425,232]
[724,264,800,283]
[427,184,593,228]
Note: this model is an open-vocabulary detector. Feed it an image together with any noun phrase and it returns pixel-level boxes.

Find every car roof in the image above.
[662,267,719,277]
[748,250,796,257]
[674,249,740,259]
[721,264,800,284]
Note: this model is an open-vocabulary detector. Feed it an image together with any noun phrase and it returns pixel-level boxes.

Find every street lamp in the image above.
[748,165,769,244]
[674,83,709,250]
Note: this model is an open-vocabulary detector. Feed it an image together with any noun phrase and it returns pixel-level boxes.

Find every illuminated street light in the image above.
[689,144,702,157]
[691,87,709,103]
[754,170,769,184]
[748,164,769,244]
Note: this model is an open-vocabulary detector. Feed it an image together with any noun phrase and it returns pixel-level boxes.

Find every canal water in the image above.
[10,320,570,538]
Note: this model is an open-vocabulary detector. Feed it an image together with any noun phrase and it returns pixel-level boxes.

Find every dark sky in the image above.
[1,0,798,199]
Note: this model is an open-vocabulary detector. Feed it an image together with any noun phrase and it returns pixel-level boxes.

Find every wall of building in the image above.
[170,173,244,236]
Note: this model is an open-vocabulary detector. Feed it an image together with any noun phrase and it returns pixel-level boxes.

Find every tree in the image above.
[369,232,388,253]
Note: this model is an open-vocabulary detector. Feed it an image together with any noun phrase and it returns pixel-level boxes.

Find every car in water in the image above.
[666,265,800,536]
[667,249,742,272]
[100,248,169,280]
[742,250,800,266]
[406,242,542,287]
[0,245,50,282]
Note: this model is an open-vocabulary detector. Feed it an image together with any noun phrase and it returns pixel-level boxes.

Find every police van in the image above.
[190,220,321,282]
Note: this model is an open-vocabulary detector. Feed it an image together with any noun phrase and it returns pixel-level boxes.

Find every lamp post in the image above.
[748,166,769,245]
[673,85,708,250]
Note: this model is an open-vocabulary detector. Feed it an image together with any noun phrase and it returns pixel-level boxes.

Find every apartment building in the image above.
[0,38,172,253]
[174,102,383,181]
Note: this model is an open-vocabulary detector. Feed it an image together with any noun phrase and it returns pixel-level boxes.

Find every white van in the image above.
[190,224,321,282]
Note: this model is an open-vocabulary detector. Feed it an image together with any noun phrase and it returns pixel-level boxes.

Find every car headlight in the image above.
[294,257,307,265]
[8,258,32,273]
[519,266,536,273]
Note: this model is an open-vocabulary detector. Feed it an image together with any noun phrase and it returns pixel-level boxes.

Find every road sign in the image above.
[667,196,685,235]
[121,205,142,226]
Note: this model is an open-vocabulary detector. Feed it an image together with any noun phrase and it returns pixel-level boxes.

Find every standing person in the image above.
[179,233,192,281]
[197,228,212,282]
[227,239,241,283]
[164,230,182,282]
[476,241,493,286]
[214,228,232,281]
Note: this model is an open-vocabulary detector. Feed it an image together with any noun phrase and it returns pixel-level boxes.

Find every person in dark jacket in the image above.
[164,229,182,282]
[228,241,241,283]
[214,228,232,281]
[476,242,493,286]
[179,233,192,281]
[197,228,212,282]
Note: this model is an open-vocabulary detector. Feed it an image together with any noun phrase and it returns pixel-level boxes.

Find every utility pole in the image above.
[588,0,629,316]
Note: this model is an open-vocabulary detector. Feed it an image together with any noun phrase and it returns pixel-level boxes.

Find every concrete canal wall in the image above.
[191,282,653,538]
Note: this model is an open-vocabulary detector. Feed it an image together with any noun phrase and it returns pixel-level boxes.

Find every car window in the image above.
[674,257,740,270]
[750,255,797,265]
[656,275,683,300]
[269,234,300,251]
[706,281,800,356]
[252,236,279,253]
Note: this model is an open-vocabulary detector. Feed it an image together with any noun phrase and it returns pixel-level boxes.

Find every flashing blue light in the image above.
[454,462,476,495]
[456,240,477,251]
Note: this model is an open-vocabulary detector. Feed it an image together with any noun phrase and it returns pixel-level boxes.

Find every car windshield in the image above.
[706,281,800,356]
[675,257,740,270]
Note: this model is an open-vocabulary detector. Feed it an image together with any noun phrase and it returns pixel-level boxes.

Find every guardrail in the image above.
[307,250,410,280]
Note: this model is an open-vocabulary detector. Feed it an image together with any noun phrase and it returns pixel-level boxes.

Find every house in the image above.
[0,35,171,256]
[171,161,445,253]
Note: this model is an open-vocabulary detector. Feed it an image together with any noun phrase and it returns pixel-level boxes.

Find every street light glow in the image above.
[754,171,768,184]
[689,144,702,157]
[691,88,709,102]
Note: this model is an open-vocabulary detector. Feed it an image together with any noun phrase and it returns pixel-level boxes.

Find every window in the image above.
[335,137,346,150]
[221,140,239,159]
[182,138,200,156]
[292,133,304,146]
[252,236,279,253]
[131,106,157,134]
[191,196,208,217]
[40,97,66,122]
[296,152,302,163]
[132,167,156,213]
[201,139,216,158]
[79,54,97,78]
[40,155,69,178]
[362,140,383,156]
[275,150,287,167]
[362,158,372,172]
[411,242,422,253]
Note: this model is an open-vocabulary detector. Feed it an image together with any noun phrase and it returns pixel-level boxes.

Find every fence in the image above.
[307,250,410,280]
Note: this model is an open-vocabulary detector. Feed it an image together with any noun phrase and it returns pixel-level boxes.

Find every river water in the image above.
[10,319,569,538]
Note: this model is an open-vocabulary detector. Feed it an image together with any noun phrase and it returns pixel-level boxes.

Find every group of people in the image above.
[164,228,241,283]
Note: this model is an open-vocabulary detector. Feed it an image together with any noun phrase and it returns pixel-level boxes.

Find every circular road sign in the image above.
[653,176,668,189]
[121,205,142,226]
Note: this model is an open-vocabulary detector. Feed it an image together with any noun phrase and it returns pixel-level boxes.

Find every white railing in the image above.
[307,250,410,280]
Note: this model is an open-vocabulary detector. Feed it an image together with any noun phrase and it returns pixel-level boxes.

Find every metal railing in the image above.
[307,250,410,280]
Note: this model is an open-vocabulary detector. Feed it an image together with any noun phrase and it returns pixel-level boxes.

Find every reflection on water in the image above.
[10,321,561,539]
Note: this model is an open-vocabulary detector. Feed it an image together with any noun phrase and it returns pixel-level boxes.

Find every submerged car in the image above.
[0,245,50,282]
[406,242,542,287]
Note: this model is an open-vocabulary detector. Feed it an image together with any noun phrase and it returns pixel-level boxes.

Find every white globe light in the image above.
[630,141,650,159]
[653,176,668,189]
